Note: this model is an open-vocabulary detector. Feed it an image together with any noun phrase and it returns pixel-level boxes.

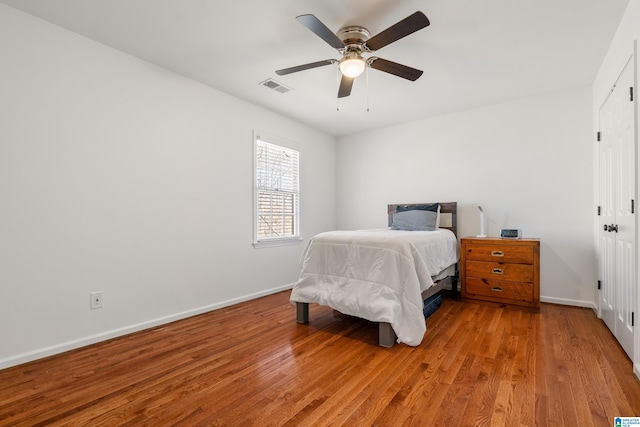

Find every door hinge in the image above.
[632,312,635,327]
[597,206,601,216]
[597,131,601,141]
[631,87,634,102]
[598,280,601,290]
[633,199,635,214]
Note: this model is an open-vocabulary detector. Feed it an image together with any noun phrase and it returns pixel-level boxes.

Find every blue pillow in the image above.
[391,209,437,231]
[396,203,438,213]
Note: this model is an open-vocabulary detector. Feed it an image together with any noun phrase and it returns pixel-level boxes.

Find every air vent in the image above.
[259,78,292,94]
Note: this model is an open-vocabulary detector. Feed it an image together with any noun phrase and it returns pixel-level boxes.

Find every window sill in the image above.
[253,237,303,249]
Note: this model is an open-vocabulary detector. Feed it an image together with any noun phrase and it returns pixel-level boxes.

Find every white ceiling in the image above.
[0,0,630,137]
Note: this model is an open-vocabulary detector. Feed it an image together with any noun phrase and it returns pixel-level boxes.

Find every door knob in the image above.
[611,224,618,233]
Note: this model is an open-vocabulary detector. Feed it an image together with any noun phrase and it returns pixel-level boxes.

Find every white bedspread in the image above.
[290,228,458,346]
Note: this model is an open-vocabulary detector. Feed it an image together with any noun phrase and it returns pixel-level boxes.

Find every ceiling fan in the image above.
[276,11,430,98]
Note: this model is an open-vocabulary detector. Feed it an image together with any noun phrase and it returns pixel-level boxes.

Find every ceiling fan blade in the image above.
[338,75,354,98]
[365,11,430,51]
[369,57,423,81]
[296,14,345,49]
[276,60,335,76]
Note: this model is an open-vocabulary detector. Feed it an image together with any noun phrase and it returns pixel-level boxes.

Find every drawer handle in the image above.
[491,251,504,257]
[492,287,503,292]
[492,268,504,274]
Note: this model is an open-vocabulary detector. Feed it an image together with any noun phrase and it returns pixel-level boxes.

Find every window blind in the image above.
[255,139,299,240]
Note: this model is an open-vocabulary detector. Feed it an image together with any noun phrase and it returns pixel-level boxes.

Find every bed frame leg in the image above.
[296,302,309,324]
[453,270,460,299]
[379,322,396,348]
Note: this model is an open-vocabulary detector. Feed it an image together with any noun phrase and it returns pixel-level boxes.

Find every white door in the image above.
[598,57,636,359]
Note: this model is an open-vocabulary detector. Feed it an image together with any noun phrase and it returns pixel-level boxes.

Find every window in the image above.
[253,132,300,247]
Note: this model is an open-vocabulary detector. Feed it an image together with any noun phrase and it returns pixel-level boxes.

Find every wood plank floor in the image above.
[2,291,640,426]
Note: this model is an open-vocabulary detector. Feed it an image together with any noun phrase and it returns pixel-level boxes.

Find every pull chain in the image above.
[366,67,370,112]
[336,67,340,111]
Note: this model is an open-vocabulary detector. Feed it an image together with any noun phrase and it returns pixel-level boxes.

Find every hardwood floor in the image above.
[1,291,640,426]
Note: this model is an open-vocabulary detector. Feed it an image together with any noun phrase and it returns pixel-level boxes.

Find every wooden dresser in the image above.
[460,237,540,309]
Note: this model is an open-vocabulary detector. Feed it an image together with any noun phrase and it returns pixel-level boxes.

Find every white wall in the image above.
[593,2,640,108]
[337,86,595,307]
[0,4,336,368]
[592,1,640,377]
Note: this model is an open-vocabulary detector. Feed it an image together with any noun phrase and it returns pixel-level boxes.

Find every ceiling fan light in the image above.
[339,56,366,78]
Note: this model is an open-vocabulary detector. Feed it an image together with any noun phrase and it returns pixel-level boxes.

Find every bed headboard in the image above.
[387,202,457,237]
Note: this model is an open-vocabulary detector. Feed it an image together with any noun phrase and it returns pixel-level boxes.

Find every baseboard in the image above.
[0,283,295,371]
[540,296,597,311]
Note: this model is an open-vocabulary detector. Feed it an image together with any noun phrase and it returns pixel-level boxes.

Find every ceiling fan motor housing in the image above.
[337,26,371,52]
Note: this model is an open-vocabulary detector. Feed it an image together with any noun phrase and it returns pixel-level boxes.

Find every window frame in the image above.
[252,130,302,248]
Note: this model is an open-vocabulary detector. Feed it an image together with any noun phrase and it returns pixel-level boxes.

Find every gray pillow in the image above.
[391,210,437,231]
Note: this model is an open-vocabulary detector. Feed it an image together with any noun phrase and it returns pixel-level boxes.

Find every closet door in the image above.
[598,57,635,359]
[599,94,615,333]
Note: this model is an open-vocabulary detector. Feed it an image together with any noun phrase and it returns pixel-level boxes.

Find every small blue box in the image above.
[423,294,442,318]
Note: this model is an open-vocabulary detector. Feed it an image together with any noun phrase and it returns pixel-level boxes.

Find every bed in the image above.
[290,202,459,347]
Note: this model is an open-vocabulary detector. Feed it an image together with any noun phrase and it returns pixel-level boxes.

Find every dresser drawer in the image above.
[465,277,534,303]
[463,244,533,264]
[465,260,534,283]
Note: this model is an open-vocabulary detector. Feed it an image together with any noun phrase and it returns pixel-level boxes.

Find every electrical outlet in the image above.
[90,291,103,309]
